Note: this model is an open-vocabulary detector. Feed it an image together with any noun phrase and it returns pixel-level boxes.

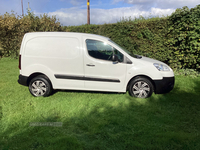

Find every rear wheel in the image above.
[29,75,52,97]
[128,77,154,98]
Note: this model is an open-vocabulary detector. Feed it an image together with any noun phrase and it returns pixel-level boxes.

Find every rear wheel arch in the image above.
[28,73,53,97]
[27,73,52,87]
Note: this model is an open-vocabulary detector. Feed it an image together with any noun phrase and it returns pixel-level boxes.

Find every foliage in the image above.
[1,5,200,70]
[65,5,200,70]
[65,17,169,63]
[174,68,200,78]
[166,5,200,70]
[65,24,100,34]
[0,11,62,58]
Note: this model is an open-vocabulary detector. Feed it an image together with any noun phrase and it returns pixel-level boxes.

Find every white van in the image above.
[18,32,174,98]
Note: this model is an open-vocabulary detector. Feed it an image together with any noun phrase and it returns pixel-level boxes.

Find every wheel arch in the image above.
[126,75,155,92]
[27,72,53,87]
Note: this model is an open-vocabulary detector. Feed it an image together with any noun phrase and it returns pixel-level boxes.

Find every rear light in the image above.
[19,55,21,70]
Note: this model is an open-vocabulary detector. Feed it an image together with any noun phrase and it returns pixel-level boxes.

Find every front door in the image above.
[83,38,127,92]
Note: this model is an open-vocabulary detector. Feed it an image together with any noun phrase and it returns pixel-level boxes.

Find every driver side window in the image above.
[86,39,124,62]
[86,39,113,61]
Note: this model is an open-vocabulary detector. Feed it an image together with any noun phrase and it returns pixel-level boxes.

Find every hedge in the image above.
[0,5,199,70]
[0,11,62,58]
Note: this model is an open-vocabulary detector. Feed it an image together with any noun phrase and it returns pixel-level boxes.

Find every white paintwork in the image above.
[19,32,174,93]
[82,36,127,91]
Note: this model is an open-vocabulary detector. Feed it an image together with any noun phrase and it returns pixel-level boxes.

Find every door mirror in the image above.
[112,54,119,63]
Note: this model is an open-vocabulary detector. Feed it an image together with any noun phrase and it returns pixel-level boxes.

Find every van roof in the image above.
[25,32,110,40]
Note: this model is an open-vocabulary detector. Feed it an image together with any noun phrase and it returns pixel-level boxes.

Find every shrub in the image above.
[65,5,200,70]
[65,17,169,64]
[1,5,200,71]
[0,11,62,58]
[174,69,200,78]
[166,5,200,70]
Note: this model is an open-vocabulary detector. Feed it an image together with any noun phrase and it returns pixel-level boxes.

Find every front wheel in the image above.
[29,75,52,97]
[128,77,154,98]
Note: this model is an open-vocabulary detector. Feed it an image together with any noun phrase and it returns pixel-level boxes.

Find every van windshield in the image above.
[108,39,137,58]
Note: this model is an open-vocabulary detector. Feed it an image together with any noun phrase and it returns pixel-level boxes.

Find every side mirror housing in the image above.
[112,54,119,63]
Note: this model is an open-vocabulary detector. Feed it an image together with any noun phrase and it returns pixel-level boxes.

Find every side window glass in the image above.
[114,48,124,62]
[86,39,113,61]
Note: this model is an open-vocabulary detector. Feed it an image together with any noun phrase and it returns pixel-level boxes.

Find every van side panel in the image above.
[22,36,84,89]
[24,37,79,59]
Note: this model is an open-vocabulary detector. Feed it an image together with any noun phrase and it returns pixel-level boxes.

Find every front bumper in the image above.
[154,77,175,94]
[18,74,28,86]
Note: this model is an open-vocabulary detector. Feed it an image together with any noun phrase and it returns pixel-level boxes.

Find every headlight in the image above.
[153,63,170,71]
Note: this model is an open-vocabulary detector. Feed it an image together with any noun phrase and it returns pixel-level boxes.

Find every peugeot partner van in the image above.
[18,32,174,98]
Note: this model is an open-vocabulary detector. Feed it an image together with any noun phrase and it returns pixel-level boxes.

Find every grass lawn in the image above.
[0,58,200,150]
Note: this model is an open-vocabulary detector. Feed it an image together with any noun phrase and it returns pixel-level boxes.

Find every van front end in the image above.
[152,62,175,94]
[126,55,175,98]
[153,76,175,94]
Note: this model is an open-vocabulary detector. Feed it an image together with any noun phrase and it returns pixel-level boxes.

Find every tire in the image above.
[29,75,52,97]
[128,77,154,98]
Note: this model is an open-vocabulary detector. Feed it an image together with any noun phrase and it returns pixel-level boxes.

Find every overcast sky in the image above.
[0,0,199,26]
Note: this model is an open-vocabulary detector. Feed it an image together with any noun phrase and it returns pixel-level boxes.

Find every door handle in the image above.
[86,64,95,67]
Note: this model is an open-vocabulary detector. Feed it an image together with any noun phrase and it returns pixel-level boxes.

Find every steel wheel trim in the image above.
[31,80,47,96]
[132,81,150,98]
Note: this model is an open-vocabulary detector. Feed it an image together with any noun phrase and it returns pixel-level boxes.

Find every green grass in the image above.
[0,58,200,150]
